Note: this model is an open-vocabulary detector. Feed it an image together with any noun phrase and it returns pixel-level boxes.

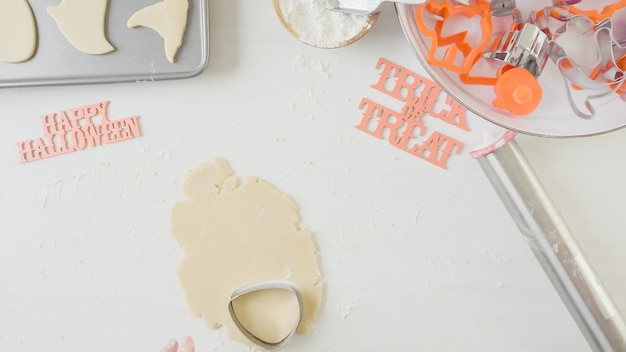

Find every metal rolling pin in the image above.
[478,139,626,352]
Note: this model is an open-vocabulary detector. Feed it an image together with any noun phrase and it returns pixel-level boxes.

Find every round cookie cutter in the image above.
[396,2,626,351]
[228,280,304,350]
[273,0,379,48]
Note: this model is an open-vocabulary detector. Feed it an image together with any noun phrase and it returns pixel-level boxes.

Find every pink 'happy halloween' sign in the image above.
[16,101,141,163]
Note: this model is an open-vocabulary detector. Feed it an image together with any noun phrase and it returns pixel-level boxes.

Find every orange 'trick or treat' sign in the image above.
[414,0,493,75]
[355,58,469,170]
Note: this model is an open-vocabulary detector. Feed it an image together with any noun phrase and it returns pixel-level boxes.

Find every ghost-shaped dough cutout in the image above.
[127,0,189,63]
[47,0,115,55]
[0,0,37,63]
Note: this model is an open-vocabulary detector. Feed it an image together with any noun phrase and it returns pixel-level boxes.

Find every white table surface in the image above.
[1,1,625,351]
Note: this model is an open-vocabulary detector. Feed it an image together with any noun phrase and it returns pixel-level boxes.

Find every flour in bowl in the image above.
[277,0,374,48]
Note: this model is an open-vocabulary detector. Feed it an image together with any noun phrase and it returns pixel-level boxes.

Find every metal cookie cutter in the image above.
[549,16,626,118]
[564,0,626,23]
[489,0,522,23]
[483,22,551,78]
[228,280,304,350]
[552,0,582,6]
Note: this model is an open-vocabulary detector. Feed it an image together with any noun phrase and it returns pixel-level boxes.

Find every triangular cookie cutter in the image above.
[228,280,304,350]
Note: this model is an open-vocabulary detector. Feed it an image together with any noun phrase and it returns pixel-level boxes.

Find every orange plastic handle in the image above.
[493,67,543,116]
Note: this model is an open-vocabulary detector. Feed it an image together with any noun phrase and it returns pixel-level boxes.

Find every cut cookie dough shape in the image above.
[127,0,189,63]
[0,0,37,63]
[170,159,323,347]
[47,0,115,55]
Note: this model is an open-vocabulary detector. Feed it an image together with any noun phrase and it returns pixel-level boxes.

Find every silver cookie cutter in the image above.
[552,0,582,6]
[548,15,626,118]
[483,22,551,77]
[486,5,626,119]
[489,0,522,22]
[228,280,304,350]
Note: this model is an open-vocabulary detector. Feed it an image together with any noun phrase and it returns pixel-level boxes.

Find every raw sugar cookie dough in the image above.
[170,159,323,347]
[0,0,37,63]
[128,0,190,63]
[47,0,115,55]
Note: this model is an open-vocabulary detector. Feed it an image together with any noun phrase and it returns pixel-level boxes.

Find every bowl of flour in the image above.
[274,0,379,48]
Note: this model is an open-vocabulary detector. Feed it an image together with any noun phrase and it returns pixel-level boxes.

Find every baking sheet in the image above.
[0,0,209,87]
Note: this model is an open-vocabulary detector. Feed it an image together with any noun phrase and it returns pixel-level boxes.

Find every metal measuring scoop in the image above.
[331,0,429,15]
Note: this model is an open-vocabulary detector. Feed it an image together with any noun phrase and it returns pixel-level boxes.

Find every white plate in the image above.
[395,2,626,137]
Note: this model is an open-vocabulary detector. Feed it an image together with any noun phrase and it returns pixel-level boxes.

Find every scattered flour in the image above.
[291,54,337,77]
[277,0,373,48]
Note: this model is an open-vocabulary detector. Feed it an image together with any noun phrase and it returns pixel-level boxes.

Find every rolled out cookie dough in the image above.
[170,159,323,346]
[0,0,37,63]
[127,0,189,63]
[47,0,115,55]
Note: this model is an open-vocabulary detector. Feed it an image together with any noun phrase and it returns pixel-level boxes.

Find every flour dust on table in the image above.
[170,159,323,348]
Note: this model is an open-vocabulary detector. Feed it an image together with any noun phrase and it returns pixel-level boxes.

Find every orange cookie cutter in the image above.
[414,0,493,75]
[459,57,513,86]
[614,53,626,95]
[566,0,626,23]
